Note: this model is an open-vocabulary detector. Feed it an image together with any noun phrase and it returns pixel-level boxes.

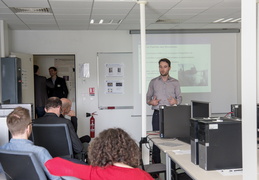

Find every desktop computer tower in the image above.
[190,117,214,165]
[159,105,191,139]
[231,104,242,118]
[198,118,242,170]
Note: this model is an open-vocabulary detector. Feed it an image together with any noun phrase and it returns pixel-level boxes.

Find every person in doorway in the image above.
[47,67,68,98]
[34,65,54,118]
[0,107,61,180]
[146,58,182,163]
[45,128,154,180]
[34,97,88,160]
[60,98,91,144]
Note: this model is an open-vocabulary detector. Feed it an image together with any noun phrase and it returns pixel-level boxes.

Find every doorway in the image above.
[33,55,76,110]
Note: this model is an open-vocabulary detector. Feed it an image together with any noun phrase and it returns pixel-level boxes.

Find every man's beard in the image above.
[160,72,168,76]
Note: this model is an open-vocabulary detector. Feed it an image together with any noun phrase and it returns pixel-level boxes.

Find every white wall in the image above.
[9,30,144,141]
[8,30,241,142]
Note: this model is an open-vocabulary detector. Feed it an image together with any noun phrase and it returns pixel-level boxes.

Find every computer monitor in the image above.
[191,100,211,118]
[1,104,33,119]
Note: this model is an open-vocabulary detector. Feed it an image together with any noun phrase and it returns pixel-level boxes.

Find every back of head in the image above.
[34,65,39,74]
[88,128,140,168]
[7,107,30,136]
[45,97,62,111]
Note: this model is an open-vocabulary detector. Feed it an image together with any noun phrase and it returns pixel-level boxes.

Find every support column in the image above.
[241,0,257,179]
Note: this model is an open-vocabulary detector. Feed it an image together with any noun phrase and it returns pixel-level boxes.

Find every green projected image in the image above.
[139,44,211,93]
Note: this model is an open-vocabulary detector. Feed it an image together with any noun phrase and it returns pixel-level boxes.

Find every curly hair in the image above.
[88,128,140,168]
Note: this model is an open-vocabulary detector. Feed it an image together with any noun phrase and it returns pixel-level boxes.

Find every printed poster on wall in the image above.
[105,80,124,94]
[105,63,124,77]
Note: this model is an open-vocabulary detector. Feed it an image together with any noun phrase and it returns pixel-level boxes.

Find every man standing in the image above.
[34,97,87,160]
[146,58,182,163]
[34,65,54,117]
[47,67,68,98]
[0,107,61,180]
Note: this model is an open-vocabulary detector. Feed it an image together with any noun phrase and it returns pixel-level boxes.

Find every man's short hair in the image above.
[45,97,62,110]
[7,107,31,136]
[159,58,171,67]
[49,67,57,71]
[34,65,39,74]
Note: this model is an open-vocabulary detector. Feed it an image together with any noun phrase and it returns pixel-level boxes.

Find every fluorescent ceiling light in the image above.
[213,18,241,23]
[231,18,241,22]
[222,18,233,23]
[90,19,122,25]
[213,18,224,23]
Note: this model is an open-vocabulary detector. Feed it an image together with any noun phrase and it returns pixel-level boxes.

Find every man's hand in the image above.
[67,110,76,117]
[149,96,161,106]
[168,96,177,105]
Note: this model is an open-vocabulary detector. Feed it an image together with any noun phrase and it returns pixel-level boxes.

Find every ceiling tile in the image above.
[2,0,50,8]
[0,0,241,30]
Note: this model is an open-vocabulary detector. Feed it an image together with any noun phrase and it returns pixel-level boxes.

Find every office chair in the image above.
[0,149,47,180]
[139,139,167,179]
[32,123,74,158]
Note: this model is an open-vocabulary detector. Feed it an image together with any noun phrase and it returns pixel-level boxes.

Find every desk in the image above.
[148,134,257,180]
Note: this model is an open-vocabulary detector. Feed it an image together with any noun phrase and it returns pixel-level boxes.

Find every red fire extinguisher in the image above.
[89,112,97,138]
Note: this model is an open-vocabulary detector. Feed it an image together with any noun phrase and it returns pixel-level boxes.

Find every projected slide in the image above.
[140,44,211,93]
[132,33,238,113]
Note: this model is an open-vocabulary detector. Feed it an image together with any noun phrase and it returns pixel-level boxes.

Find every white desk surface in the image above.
[148,134,258,180]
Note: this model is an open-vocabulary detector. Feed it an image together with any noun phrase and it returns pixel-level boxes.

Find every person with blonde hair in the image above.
[0,107,60,180]
[45,128,153,180]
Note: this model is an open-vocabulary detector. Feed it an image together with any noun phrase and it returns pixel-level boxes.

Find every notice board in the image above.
[97,52,133,110]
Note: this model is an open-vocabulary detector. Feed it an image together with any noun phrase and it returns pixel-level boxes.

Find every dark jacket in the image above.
[47,76,68,98]
[60,114,78,133]
[34,74,54,107]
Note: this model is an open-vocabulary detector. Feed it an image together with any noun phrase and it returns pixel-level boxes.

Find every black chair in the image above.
[0,149,47,180]
[139,139,166,179]
[32,123,74,158]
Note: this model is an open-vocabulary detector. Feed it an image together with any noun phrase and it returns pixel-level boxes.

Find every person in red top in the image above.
[45,128,154,180]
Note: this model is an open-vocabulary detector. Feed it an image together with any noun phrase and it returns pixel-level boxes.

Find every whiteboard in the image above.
[97,52,133,110]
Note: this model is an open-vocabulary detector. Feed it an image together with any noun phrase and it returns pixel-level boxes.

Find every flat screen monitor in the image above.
[191,100,211,118]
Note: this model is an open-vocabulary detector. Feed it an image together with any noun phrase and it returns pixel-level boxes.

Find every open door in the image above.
[10,52,34,114]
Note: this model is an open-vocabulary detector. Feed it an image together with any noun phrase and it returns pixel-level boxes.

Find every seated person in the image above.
[34,97,88,160]
[45,128,154,180]
[0,107,61,180]
[60,98,91,143]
